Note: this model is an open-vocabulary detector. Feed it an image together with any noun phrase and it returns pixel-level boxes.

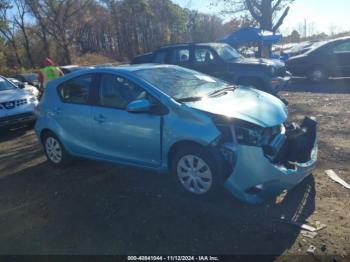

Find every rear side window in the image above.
[169,48,190,64]
[58,74,92,104]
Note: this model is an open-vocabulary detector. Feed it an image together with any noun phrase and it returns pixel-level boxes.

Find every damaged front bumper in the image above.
[223,117,317,204]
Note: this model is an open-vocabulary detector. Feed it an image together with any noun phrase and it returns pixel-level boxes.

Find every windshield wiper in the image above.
[176,96,203,102]
[207,85,237,97]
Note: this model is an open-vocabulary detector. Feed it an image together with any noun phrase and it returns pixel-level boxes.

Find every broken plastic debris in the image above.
[315,221,327,231]
[325,169,350,190]
[307,245,316,254]
[281,221,317,232]
[301,230,318,239]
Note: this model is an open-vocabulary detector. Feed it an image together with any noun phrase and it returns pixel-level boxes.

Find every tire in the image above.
[170,145,222,197]
[307,67,328,82]
[42,131,72,167]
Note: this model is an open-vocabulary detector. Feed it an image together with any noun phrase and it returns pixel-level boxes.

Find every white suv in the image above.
[0,75,38,129]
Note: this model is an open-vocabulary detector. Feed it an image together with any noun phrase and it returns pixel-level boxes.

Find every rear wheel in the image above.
[307,67,328,82]
[42,131,72,167]
[170,145,222,197]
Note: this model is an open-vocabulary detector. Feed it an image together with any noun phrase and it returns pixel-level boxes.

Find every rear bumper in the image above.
[223,117,317,204]
[0,112,36,128]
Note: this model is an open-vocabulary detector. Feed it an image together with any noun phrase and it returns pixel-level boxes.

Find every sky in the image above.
[172,0,350,35]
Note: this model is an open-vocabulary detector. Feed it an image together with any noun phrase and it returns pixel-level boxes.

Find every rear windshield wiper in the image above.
[175,96,203,102]
[207,85,237,97]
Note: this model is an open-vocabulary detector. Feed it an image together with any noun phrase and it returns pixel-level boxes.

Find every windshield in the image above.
[134,66,233,100]
[212,44,242,61]
[0,77,17,91]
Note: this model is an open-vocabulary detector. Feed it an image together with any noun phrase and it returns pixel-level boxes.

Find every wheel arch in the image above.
[167,140,209,169]
[40,128,55,143]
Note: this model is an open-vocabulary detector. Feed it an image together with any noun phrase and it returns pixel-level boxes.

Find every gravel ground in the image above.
[0,78,349,261]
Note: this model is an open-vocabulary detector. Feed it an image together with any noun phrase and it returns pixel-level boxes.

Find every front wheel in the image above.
[42,132,72,167]
[170,145,222,197]
[307,67,328,82]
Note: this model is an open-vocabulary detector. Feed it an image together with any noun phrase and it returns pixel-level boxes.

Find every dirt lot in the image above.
[0,78,349,260]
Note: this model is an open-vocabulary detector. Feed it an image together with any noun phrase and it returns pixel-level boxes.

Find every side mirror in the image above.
[126,99,151,113]
[18,83,25,89]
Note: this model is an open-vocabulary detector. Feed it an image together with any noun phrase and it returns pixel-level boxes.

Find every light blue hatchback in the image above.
[35,64,317,204]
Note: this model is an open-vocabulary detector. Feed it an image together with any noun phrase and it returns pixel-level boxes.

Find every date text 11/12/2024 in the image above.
[127,256,220,261]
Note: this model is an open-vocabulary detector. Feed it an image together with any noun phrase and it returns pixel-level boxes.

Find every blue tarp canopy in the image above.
[219,27,282,47]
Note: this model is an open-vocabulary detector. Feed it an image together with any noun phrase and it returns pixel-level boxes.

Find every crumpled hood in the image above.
[233,57,284,68]
[185,87,288,127]
[0,89,31,103]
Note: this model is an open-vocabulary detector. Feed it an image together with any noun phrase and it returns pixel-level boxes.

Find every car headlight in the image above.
[29,96,38,103]
[234,125,264,146]
[270,66,276,76]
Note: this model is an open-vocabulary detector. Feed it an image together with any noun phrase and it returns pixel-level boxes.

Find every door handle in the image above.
[94,114,106,123]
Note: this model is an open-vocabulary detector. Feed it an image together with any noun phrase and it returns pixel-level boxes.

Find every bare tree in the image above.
[27,0,92,65]
[0,1,23,66]
[13,0,34,67]
[216,0,294,32]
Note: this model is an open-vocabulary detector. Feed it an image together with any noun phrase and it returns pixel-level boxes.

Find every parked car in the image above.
[10,73,40,88]
[131,43,291,96]
[59,65,86,74]
[285,40,323,58]
[35,64,317,204]
[8,77,40,98]
[0,75,39,129]
[286,37,350,82]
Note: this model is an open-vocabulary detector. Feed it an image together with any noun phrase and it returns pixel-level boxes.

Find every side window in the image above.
[58,74,92,104]
[154,51,167,63]
[194,48,215,64]
[169,48,190,64]
[99,74,146,109]
[333,42,350,53]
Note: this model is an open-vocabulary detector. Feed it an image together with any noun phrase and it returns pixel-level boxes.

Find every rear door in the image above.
[167,47,192,68]
[331,40,350,76]
[54,73,97,156]
[90,73,162,167]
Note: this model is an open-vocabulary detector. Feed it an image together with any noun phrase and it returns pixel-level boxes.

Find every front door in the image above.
[331,40,350,76]
[191,47,228,80]
[91,73,161,167]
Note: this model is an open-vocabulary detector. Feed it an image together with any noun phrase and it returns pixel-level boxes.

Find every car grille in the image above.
[0,112,35,126]
[276,66,286,77]
[0,99,27,110]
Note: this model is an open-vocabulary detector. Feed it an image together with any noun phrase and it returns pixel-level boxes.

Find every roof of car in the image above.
[158,42,228,49]
[66,63,178,75]
[104,63,176,71]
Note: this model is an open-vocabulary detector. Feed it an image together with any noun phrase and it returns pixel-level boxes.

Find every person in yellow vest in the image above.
[38,58,64,92]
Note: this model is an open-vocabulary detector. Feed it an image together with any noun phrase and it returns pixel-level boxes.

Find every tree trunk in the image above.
[21,26,34,67]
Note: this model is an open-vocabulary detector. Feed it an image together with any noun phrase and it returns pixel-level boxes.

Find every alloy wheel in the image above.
[45,137,63,164]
